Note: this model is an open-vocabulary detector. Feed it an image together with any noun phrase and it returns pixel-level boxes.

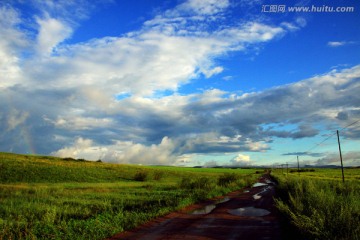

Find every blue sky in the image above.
[0,0,359,167]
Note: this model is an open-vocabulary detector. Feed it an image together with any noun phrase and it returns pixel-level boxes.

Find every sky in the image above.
[0,0,360,167]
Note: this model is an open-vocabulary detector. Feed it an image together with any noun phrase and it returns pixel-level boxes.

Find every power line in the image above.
[304,132,337,154]
[339,119,360,131]
[284,119,360,166]
[304,119,360,155]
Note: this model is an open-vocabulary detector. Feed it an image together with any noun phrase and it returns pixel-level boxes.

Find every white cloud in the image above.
[36,16,73,55]
[51,137,98,160]
[244,139,269,151]
[0,1,359,166]
[52,136,177,165]
[230,154,251,166]
[222,75,233,81]
[7,109,29,131]
[0,6,28,87]
[50,116,114,130]
[1,64,359,163]
[1,0,297,100]
[215,22,285,47]
[202,66,224,78]
[295,17,307,28]
[1,61,359,161]
[327,41,355,47]
[31,0,96,21]
[176,0,230,16]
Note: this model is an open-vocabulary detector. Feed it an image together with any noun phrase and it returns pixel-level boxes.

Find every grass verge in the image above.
[272,171,360,240]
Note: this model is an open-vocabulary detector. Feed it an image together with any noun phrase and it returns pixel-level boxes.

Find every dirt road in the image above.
[109,174,283,240]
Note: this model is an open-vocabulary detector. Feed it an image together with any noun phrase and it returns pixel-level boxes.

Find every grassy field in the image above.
[271,168,360,240]
[0,152,260,240]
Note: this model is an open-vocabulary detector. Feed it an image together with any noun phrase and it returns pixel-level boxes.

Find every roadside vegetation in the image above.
[0,152,259,240]
[272,168,360,240]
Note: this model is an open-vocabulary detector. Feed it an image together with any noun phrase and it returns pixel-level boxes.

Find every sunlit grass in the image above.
[272,169,360,240]
[0,152,260,239]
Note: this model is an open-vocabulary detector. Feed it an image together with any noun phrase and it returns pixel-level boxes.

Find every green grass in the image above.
[286,168,360,181]
[272,169,360,240]
[0,152,260,239]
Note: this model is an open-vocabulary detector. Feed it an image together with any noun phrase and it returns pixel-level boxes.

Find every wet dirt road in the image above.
[109,174,283,240]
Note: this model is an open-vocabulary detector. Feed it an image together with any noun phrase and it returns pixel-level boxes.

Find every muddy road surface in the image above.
[109,175,283,240]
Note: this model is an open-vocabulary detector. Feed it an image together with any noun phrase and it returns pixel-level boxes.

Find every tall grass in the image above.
[272,172,360,240]
[0,183,194,239]
[0,152,259,239]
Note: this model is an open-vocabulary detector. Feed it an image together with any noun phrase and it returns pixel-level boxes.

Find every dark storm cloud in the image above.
[314,151,360,166]
[263,124,319,139]
[282,152,324,157]
[2,65,360,161]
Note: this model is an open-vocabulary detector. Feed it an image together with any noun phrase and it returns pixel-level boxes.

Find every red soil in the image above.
[108,174,283,240]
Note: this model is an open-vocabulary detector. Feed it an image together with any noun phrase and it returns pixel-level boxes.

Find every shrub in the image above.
[179,177,192,189]
[179,177,214,190]
[134,171,148,181]
[289,169,315,173]
[153,171,164,181]
[218,173,238,186]
[194,177,212,189]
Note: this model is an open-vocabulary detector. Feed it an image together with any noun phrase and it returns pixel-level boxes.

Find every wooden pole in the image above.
[336,130,345,183]
[297,156,300,176]
[286,162,288,175]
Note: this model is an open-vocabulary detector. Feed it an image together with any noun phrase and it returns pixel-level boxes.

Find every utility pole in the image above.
[336,130,345,182]
[286,162,288,175]
[297,156,300,176]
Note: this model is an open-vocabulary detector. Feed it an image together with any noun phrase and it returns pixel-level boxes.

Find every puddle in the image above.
[192,204,216,214]
[228,207,271,217]
[253,194,261,200]
[265,179,276,185]
[252,182,268,188]
[252,186,273,200]
[191,197,230,215]
[216,197,230,204]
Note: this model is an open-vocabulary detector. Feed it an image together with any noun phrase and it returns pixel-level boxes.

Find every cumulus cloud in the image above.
[52,137,96,159]
[230,154,251,166]
[1,0,296,98]
[0,6,28,87]
[1,62,360,163]
[0,0,359,165]
[19,19,287,97]
[35,16,73,55]
[52,136,178,165]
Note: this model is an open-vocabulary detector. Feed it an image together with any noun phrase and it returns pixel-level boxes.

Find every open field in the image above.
[279,167,360,181]
[0,152,260,240]
[271,168,360,240]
